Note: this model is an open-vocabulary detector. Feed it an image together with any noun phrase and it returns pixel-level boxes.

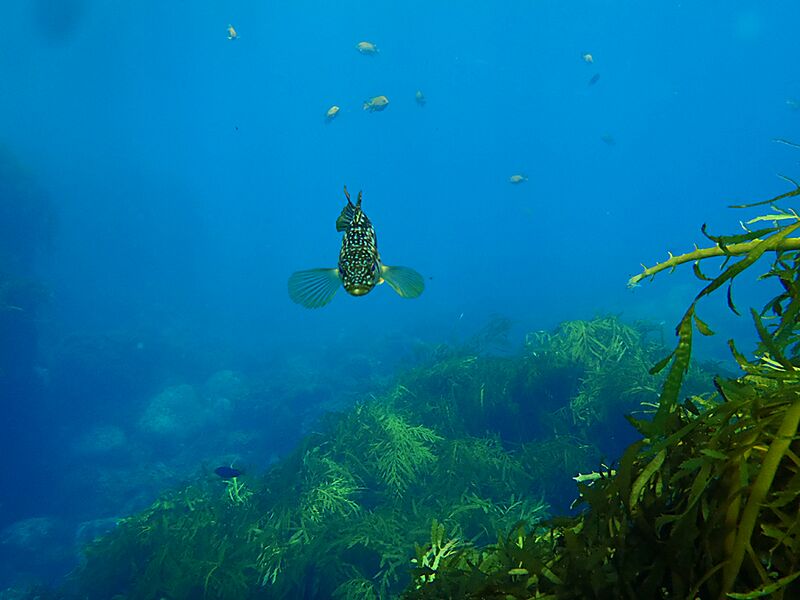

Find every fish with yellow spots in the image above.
[356,41,379,55]
[227,24,238,40]
[363,95,389,112]
[288,186,424,308]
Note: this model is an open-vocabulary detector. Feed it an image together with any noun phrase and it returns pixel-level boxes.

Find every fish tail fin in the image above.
[380,265,425,299]
[288,268,341,308]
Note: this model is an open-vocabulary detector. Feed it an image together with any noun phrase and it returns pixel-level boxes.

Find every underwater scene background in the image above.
[2,0,800,598]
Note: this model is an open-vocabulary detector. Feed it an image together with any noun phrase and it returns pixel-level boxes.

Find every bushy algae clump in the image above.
[72,390,549,599]
[60,312,682,599]
[405,181,800,599]
[44,181,800,600]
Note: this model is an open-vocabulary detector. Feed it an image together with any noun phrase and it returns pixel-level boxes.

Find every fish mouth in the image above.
[347,286,371,296]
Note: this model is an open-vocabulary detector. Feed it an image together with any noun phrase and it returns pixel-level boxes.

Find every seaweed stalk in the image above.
[720,392,800,597]
[629,183,800,289]
[628,235,800,289]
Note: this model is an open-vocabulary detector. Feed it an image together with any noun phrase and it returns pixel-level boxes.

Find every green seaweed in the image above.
[369,409,442,495]
[48,180,800,599]
[61,309,702,599]
[405,179,800,599]
[78,482,263,599]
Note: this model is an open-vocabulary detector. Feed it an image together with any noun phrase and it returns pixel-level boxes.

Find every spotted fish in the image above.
[288,186,424,308]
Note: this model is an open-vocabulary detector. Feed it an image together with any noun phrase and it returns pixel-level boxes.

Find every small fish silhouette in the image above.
[588,73,600,86]
[600,133,616,146]
[215,466,242,479]
[325,105,340,122]
[356,41,379,55]
[363,95,389,112]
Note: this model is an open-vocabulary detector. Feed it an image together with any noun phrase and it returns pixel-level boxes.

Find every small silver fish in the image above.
[288,186,424,308]
[363,95,389,112]
[356,41,379,55]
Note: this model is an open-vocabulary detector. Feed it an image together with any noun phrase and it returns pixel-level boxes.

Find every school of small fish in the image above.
[220,24,612,304]
[224,25,611,183]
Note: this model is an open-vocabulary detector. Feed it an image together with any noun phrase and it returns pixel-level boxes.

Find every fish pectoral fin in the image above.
[380,265,425,299]
[288,268,340,308]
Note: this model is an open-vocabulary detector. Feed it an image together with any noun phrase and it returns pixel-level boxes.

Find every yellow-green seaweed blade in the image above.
[381,265,425,299]
[288,268,340,308]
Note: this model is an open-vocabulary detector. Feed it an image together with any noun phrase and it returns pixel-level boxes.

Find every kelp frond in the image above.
[628,184,800,290]
[632,182,800,418]
[410,520,464,588]
[627,179,800,598]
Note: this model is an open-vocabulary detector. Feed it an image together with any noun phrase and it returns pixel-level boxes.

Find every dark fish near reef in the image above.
[588,73,600,86]
[214,466,242,479]
[288,186,425,308]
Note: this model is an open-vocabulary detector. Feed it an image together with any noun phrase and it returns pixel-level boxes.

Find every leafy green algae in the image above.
[58,310,712,599]
[405,181,800,600]
[79,481,262,599]
[66,316,667,600]
[51,185,800,600]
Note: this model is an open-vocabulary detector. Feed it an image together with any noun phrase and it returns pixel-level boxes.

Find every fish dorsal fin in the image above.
[380,265,425,299]
[335,187,363,232]
[336,202,355,232]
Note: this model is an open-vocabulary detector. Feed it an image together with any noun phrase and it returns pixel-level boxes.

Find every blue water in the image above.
[1,0,798,589]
